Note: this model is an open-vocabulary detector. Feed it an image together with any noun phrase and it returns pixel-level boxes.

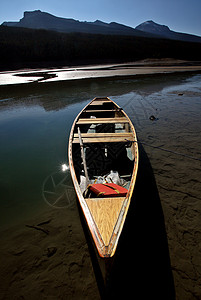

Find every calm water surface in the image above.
[0,73,201,229]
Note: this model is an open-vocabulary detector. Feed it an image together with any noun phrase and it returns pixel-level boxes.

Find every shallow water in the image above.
[0,73,201,229]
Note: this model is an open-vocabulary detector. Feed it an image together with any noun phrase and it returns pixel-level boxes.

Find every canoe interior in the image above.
[72,98,135,188]
[70,97,138,257]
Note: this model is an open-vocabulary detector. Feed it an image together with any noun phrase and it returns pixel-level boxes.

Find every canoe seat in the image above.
[72,132,134,143]
[83,109,120,113]
[77,117,129,124]
[90,100,111,105]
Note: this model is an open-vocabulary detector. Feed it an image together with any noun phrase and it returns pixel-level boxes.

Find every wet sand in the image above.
[0,59,201,85]
[0,205,101,300]
[128,80,201,299]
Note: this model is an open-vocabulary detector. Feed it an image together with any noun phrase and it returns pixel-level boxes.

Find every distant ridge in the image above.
[2,10,201,43]
[135,20,201,43]
[2,10,153,38]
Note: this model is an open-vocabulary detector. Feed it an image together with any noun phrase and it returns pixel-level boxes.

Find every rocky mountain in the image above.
[2,10,153,38]
[135,20,201,43]
[2,11,201,43]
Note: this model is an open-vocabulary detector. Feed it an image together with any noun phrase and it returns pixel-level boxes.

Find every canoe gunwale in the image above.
[68,97,139,257]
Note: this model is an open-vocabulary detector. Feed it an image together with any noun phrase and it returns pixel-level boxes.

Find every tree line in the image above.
[0,25,201,70]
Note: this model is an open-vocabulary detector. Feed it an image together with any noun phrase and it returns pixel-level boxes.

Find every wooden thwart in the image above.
[77,117,128,124]
[83,109,119,113]
[90,100,110,105]
[73,132,134,143]
[74,132,132,138]
[73,137,134,143]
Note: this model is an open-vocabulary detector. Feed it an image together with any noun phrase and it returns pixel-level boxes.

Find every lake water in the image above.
[0,73,201,229]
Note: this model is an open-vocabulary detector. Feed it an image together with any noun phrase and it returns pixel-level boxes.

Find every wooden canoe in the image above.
[68,97,138,257]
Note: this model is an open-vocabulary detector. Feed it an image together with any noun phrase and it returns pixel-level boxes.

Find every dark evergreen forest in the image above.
[0,25,201,70]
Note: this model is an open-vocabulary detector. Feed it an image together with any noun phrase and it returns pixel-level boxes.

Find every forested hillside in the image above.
[1,25,201,70]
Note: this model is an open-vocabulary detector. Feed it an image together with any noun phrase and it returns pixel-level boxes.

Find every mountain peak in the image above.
[24,10,42,17]
[135,20,171,34]
[93,20,108,26]
[135,20,201,43]
[143,20,155,24]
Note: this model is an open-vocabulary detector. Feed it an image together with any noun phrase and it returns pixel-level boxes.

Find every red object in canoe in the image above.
[89,183,128,197]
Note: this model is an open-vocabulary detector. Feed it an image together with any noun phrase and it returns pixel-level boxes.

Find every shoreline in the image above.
[0,59,201,86]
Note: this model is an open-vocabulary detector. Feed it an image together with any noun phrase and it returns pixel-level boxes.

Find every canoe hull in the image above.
[68,97,138,257]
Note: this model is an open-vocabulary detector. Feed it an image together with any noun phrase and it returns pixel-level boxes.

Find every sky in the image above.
[0,0,201,36]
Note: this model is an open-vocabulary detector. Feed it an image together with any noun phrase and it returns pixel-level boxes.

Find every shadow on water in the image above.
[79,144,175,300]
